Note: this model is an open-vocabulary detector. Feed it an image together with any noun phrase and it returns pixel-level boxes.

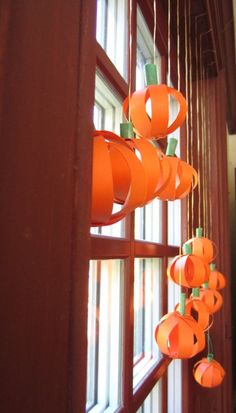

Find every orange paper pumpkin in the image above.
[168,253,210,288]
[193,357,225,388]
[123,84,187,140]
[208,264,226,290]
[91,130,147,226]
[176,297,210,331]
[154,311,205,359]
[186,228,217,264]
[196,288,223,314]
[119,138,162,204]
[154,154,198,201]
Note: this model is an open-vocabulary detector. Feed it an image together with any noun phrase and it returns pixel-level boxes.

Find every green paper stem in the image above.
[204,282,209,289]
[192,287,200,297]
[166,137,178,156]
[207,353,214,362]
[210,263,216,271]
[120,122,134,139]
[183,243,192,255]
[144,63,158,85]
[196,227,203,238]
[179,293,186,316]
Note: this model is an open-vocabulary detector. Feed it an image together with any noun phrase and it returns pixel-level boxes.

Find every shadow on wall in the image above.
[227,133,236,411]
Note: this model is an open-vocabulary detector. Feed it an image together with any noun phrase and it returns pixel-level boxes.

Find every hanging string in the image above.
[128,0,133,122]
[188,1,195,237]
[167,0,171,85]
[177,0,180,91]
[184,0,190,240]
[200,32,212,238]
[195,16,201,229]
[153,0,157,65]
[199,33,206,235]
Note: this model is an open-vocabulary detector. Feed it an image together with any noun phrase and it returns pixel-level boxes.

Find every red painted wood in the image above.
[0,1,86,412]
[68,1,97,412]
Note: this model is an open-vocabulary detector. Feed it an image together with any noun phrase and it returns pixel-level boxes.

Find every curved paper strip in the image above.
[186,236,217,264]
[198,288,223,314]
[126,138,162,204]
[193,358,225,388]
[154,156,198,201]
[168,254,210,288]
[155,311,205,359]
[91,131,147,226]
[208,269,226,290]
[176,298,210,331]
[123,84,187,139]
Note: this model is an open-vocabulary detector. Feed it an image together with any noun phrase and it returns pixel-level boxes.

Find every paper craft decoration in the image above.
[154,309,205,359]
[123,63,187,140]
[154,138,198,200]
[167,243,209,288]
[119,122,162,204]
[193,356,225,388]
[208,263,226,290]
[185,227,217,264]
[91,130,147,226]
[196,286,223,314]
[176,292,210,331]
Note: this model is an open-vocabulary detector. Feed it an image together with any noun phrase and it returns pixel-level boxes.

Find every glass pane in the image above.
[133,258,162,388]
[168,199,181,246]
[135,199,162,243]
[96,0,127,79]
[91,71,125,237]
[86,260,124,412]
[167,258,182,413]
[167,97,181,246]
[168,359,182,413]
[135,8,162,243]
[136,6,162,89]
[136,380,162,413]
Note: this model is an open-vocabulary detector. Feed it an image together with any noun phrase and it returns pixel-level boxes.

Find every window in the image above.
[87,1,183,412]
[133,258,162,388]
[96,0,128,79]
[136,380,162,413]
[87,260,124,412]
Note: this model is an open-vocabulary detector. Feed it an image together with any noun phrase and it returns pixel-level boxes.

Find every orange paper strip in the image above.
[193,358,225,388]
[123,84,187,140]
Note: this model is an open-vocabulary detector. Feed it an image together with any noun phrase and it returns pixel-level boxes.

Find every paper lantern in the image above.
[155,310,205,359]
[186,227,217,264]
[123,84,187,139]
[208,263,226,290]
[193,356,225,388]
[176,293,210,331]
[154,138,198,201]
[117,123,162,205]
[196,286,223,314]
[168,244,210,288]
[91,130,147,226]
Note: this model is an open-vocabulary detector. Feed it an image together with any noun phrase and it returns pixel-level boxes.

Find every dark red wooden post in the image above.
[0,1,96,412]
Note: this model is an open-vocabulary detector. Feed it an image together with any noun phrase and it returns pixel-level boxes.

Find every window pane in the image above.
[136,6,162,89]
[91,71,125,238]
[135,8,162,243]
[135,199,162,243]
[167,98,181,246]
[168,199,181,246]
[133,258,162,388]
[136,380,162,413]
[96,0,127,79]
[167,258,182,413]
[86,260,124,412]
